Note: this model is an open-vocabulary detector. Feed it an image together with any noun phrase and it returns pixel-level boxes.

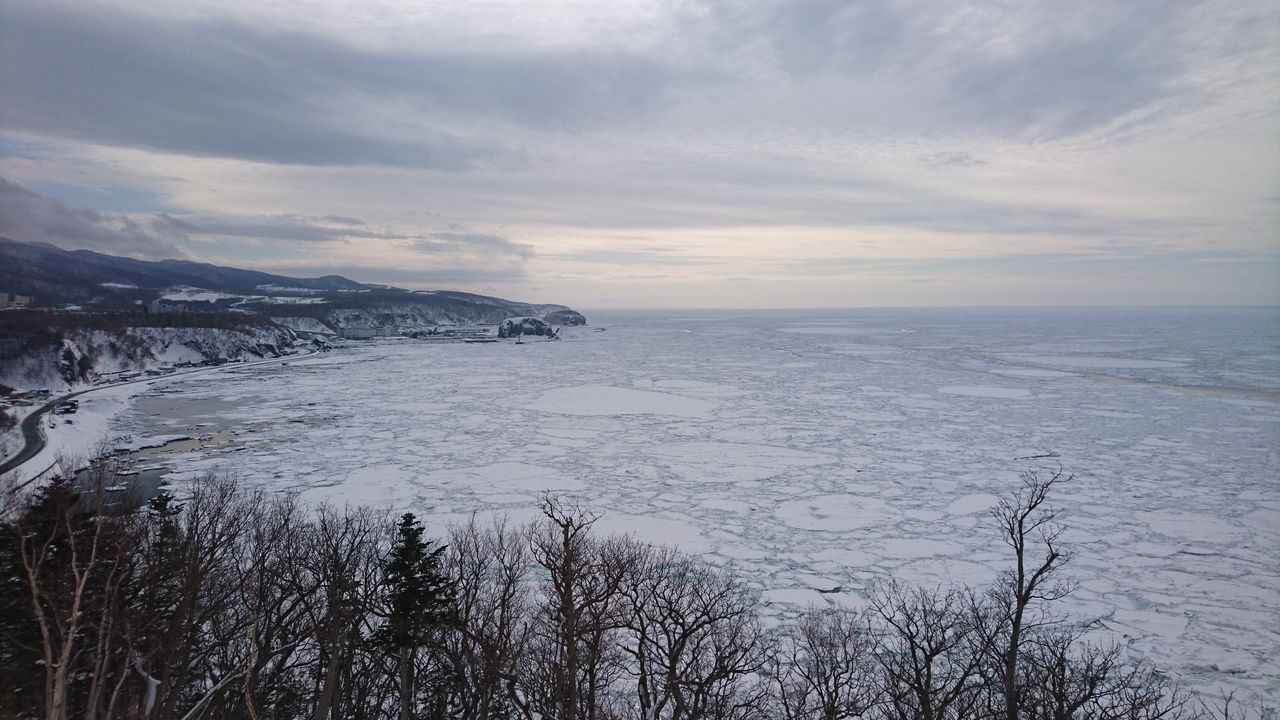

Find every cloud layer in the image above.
[0,0,676,169]
[0,0,1275,306]
[0,179,536,284]
[0,177,183,258]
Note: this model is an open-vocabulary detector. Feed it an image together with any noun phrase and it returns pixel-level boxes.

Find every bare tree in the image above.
[985,469,1073,720]
[871,583,986,720]
[294,504,385,720]
[622,545,770,720]
[1198,691,1276,720]
[575,534,646,720]
[80,508,144,720]
[2,471,1266,720]
[526,495,637,720]
[771,607,880,720]
[231,490,315,719]
[0,467,22,523]
[14,474,120,720]
[142,474,256,720]
[1017,627,1200,720]
[446,514,535,720]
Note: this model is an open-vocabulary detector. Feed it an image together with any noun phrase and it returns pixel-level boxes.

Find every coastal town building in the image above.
[0,293,31,309]
[338,325,397,339]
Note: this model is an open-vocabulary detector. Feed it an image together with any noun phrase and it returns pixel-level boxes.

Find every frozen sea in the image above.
[101,307,1279,703]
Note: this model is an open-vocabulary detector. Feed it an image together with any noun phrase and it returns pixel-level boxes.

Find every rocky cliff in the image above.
[0,316,296,390]
[497,317,558,338]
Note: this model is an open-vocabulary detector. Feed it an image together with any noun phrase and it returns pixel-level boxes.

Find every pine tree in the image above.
[375,513,456,720]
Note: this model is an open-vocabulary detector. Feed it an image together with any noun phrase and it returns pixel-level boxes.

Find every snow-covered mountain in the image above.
[0,238,587,328]
[0,238,363,305]
[0,239,585,388]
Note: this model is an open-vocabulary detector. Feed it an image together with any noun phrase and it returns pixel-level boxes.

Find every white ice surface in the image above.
[1010,355,1185,370]
[939,385,1034,399]
[530,385,716,418]
[109,433,192,452]
[92,310,1280,705]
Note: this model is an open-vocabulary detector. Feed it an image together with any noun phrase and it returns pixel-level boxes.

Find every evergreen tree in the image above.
[375,513,456,720]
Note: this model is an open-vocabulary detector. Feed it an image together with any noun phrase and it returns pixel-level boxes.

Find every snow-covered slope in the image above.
[271,316,337,334]
[0,324,297,390]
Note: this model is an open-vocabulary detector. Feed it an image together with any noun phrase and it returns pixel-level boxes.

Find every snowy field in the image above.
[94,308,1279,703]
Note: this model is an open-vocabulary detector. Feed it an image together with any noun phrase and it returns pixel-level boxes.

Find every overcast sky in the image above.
[1,0,1277,308]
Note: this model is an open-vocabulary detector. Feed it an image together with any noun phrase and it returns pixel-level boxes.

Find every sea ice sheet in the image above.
[99,308,1280,705]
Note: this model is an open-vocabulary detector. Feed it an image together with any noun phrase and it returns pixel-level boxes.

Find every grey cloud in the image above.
[168,212,536,257]
[409,232,535,259]
[0,180,540,282]
[0,177,184,258]
[766,0,917,76]
[938,4,1187,137]
[921,152,987,169]
[703,0,1207,138]
[0,0,676,168]
[263,264,529,286]
[159,214,368,243]
[321,215,366,226]
[774,249,1241,280]
[0,178,379,252]
[545,249,718,266]
[0,0,1252,177]
[469,164,1188,241]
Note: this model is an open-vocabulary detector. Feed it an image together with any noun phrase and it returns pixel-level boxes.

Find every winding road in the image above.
[0,393,74,476]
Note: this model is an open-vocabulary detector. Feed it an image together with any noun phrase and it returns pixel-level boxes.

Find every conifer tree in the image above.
[375,513,456,720]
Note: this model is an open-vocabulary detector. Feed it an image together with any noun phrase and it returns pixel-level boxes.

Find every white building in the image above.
[338,325,397,339]
[0,293,31,309]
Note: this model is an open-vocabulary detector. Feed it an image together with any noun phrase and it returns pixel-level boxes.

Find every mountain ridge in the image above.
[0,238,586,327]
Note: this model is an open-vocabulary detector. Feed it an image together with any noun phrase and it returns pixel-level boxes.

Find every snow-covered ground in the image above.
[20,382,143,478]
[93,308,1280,704]
[162,287,245,302]
[3,353,314,484]
[0,403,38,459]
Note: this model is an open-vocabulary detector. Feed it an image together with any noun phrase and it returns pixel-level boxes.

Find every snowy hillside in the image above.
[271,316,337,334]
[0,323,297,390]
[315,301,583,330]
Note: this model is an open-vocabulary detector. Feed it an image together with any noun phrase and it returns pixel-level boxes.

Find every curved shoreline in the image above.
[1,350,318,485]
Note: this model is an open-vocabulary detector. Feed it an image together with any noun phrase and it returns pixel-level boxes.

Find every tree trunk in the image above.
[400,646,415,720]
[1004,612,1022,720]
[314,646,343,720]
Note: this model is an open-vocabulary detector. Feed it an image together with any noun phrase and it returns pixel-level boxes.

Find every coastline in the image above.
[1,349,322,489]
